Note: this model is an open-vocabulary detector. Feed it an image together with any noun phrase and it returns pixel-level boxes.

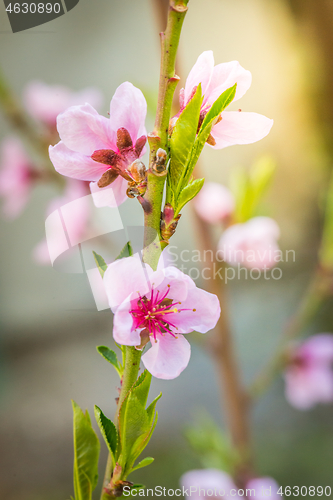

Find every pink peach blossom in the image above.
[103,252,220,380]
[0,136,33,218]
[49,82,147,207]
[194,182,235,224]
[23,81,103,127]
[180,469,282,500]
[33,180,90,265]
[180,51,273,149]
[218,216,280,269]
[284,334,333,410]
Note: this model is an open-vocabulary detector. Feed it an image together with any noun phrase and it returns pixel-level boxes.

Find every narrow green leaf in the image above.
[175,178,205,215]
[120,393,150,465]
[320,174,333,269]
[169,84,202,189]
[132,370,152,408]
[131,457,154,472]
[72,401,100,500]
[146,393,162,426]
[92,251,107,278]
[116,241,133,260]
[200,84,237,132]
[94,406,118,465]
[96,346,122,377]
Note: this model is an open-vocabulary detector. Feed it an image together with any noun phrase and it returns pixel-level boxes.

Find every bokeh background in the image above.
[0,0,333,498]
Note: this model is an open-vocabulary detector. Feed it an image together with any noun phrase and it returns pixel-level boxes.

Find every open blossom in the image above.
[33,180,90,265]
[0,136,33,218]
[218,216,280,269]
[181,469,282,500]
[194,182,235,224]
[179,51,273,149]
[23,81,103,127]
[49,82,147,207]
[103,252,220,379]
[284,334,333,410]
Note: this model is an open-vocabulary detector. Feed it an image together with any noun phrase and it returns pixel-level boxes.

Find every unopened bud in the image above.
[152,148,168,176]
[128,159,146,183]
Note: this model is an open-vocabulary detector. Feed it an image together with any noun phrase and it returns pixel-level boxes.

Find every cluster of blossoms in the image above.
[194,182,280,269]
[181,469,282,500]
[284,334,333,410]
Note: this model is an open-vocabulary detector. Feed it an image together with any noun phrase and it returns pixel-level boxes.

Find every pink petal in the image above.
[109,82,147,145]
[246,478,282,500]
[69,87,104,111]
[24,81,72,125]
[210,111,273,149]
[205,61,252,106]
[184,51,215,105]
[284,365,333,410]
[181,469,240,500]
[142,334,191,380]
[103,255,150,310]
[246,216,280,240]
[89,178,128,208]
[170,286,220,334]
[194,182,235,224]
[49,142,109,181]
[57,103,112,155]
[300,334,333,363]
[113,296,142,346]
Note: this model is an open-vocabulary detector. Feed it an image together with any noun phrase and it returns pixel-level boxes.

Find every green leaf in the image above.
[119,393,150,466]
[116,241,133,260]
[94,406,118,465]
[175,178,205,216]
[96,346,122,377]
[131,457,154,472]
[200,84,237,132]
[132,370,152,408]
[146,392,162,425]
[169,84,202,190]
[92,251,107,278]
[72,401,100,500]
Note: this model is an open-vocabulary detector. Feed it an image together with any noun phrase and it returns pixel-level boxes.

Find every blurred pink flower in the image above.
[284,334,333,410]
[33,180,90,265]
[180,469,282,500]
[179,51,273,149]
[103,251,220,379]
[49,82,147,207]
[194,182,235,224]
[217,216,280,269]
[0,136,33,219]
[23,81,103,127]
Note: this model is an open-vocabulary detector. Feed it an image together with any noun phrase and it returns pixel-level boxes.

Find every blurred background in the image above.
[0,0,333,498]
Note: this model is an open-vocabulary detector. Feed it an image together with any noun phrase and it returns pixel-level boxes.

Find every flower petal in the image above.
[109,82,147,145]
[181,469,240,500]
[103,255,150,310]
[57,103,112,155]
[113,296,142,346]
[184,51,214,105]
[49,142,109,181]
[170,286,220,334]
[210,111,273,149]
[142,334,191,380]
[205,61,252,105]
[89,178,128,208]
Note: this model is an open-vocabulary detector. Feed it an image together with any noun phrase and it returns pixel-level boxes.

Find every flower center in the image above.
[130,286,195,341]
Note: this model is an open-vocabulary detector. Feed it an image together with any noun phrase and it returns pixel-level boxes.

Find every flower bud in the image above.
[128,159,146,183]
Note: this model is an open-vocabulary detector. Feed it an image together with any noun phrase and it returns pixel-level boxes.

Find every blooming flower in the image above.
[180,469,282,500]
[217,216,280,269]
[33,180,90,265]
[284,334,333,410]
[103,252,220,379]
[23,80,103,127]
[179,51,273,149]
[0,136,33,218]
[194,182,235,224]
[49,82,147,207]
